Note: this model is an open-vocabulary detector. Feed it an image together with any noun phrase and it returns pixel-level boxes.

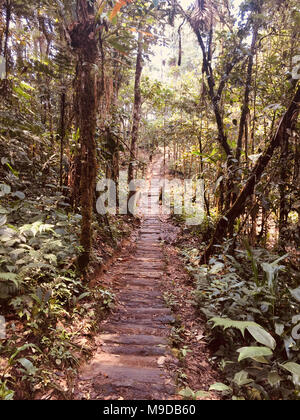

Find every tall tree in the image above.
[68,0,99,272]
[202,85,300,262]
[128,31,144,201]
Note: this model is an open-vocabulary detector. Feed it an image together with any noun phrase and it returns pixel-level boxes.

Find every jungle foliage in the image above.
[0,0,299,400]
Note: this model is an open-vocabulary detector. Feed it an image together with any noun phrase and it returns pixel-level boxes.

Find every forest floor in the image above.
[74,155,221,400]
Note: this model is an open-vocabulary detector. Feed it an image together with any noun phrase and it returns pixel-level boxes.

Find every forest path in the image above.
[76,157,177,400]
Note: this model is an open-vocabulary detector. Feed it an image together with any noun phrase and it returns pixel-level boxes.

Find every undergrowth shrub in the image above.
[0,183,117,399]
[182,243,300,400]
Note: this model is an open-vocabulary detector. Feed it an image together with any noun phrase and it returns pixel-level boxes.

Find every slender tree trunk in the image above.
[194,28,232,158]
[251,53,258,155]
[202,86,300,263]
[278,130,289,247]
[3,0,10,78]
[236,24,259,162]
[128,33,143,203]
[59,90,66,188]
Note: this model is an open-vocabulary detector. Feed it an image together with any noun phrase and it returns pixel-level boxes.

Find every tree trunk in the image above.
[59,90,66,188]
[194,28,232,158]
[278,128,289,247]
[69,5,99,272]
[236,27,258,163]
[3,0,10,77]
[202,86,300,263]
[128,33,143,203]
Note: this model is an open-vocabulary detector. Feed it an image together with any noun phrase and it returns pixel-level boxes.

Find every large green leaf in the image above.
[209,383,232,392]
[280,362,300,377]
[237,346,273,362]
[247,325,276,350]
[209,317,260,336]
[209,317,276,350]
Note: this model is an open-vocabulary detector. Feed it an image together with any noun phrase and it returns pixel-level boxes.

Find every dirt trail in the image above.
[76,157,177,400]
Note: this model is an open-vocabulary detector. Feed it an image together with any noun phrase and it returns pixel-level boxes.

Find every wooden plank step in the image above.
[102,322,170,336]
[98,334,168,346]
[101,344,168,357]
[80,364,166,383]
[124,271,164,278]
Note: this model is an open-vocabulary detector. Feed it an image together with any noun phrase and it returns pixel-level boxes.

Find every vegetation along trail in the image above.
[0,0,300,402]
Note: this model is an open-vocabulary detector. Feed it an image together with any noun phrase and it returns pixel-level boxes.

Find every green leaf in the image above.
[178,387,210,399]
[268,371,282,386]
[13,84,32,100]
[292,314,300,324]
[20,81,35,91]
[0,381,14,400]
[275,323,284,336]
[96,0,107,19]
[4,162,19,177]
[44,254,57,265]
[9,343,41,363]
[209,262,225,274]
[77,292,91,301]
[272,253,289,265]
[233,370,253,386]
[18,358,37,375]
[284,336,296,358]
[0,215,7,227]
[247,325,276,350]
[12,191,25,200]
[237,346,273,362]
[290,287,300,302]
[0,183,11,197]
[0,206,9,214]
[194,390,211,398]
[209,317,263,337]
[209,383,232,392]
[261,262,284,289]
[280,362,300,377]
[209,318,276,350]
[0,272,18,285]
[178,387,194,398]
[251,356,269,364]
[108,39,130,55]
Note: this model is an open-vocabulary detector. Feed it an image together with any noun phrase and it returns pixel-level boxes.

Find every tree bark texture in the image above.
[69,11,98,272]
[128,33,143,203]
